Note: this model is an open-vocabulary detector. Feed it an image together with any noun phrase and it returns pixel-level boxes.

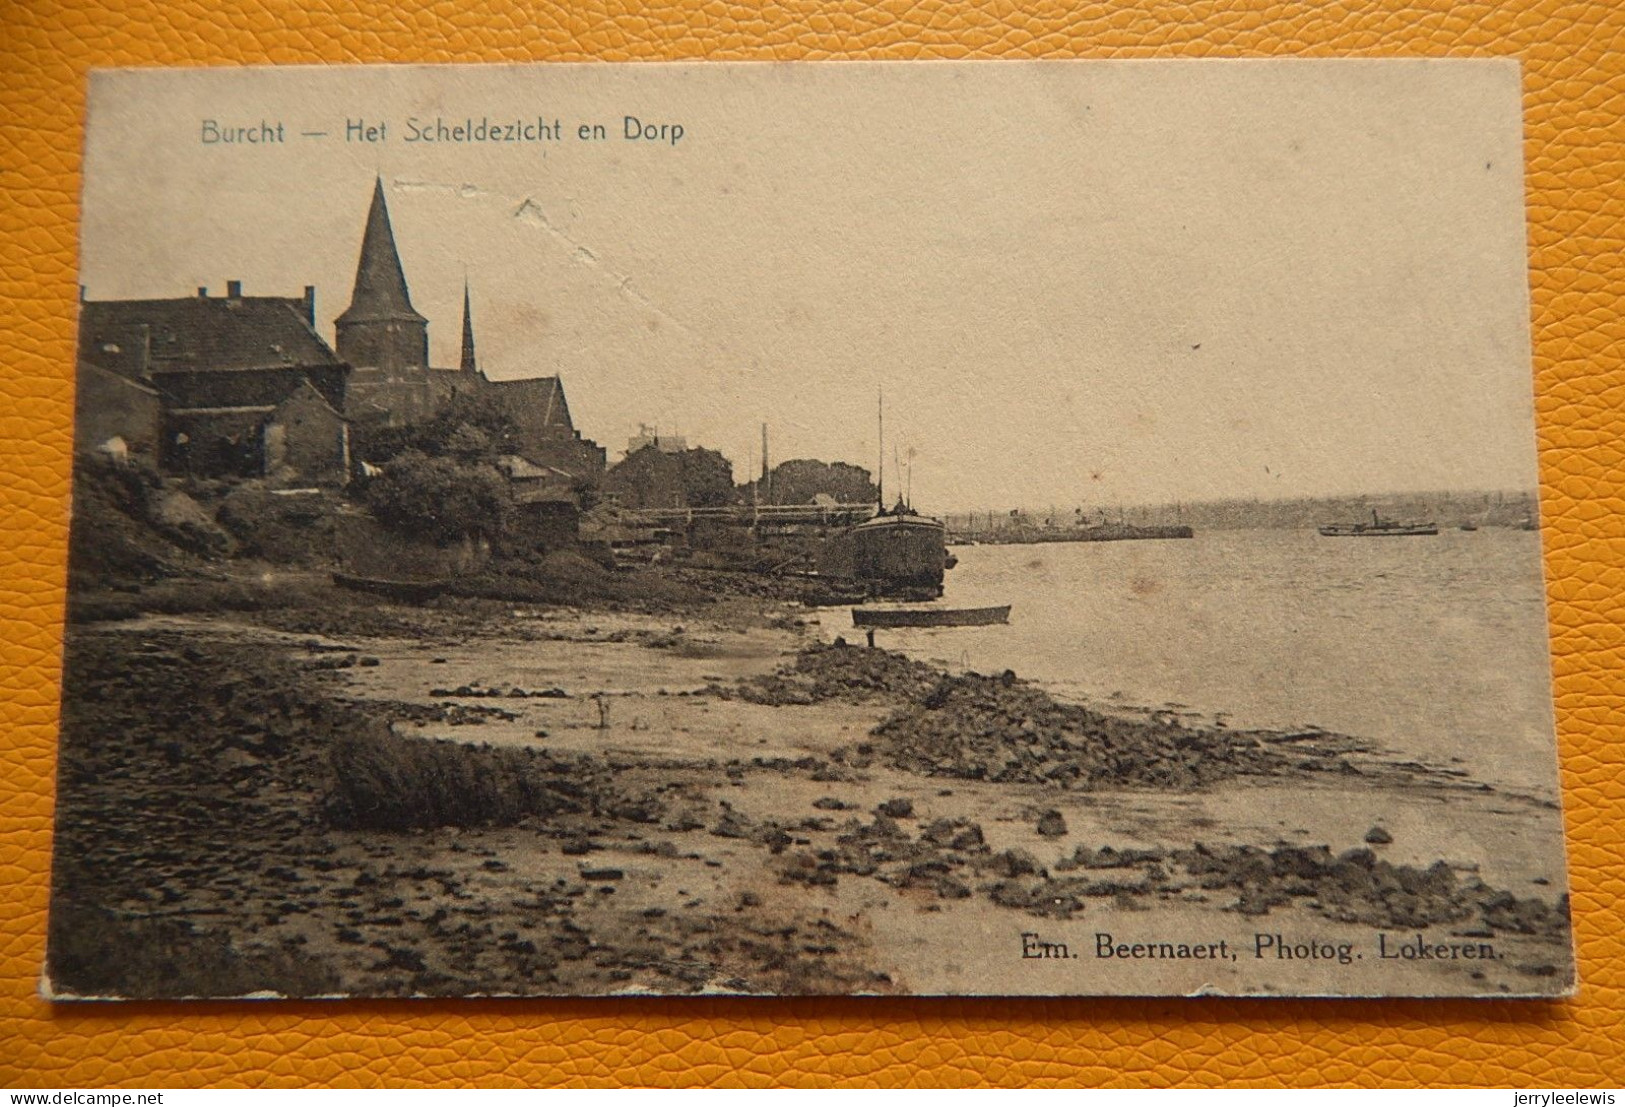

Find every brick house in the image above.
[77,281,351,483]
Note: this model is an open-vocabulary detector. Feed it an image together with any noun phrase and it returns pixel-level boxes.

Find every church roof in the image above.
[478,372,574,430]
[336,178,428,328]
[78,293,342,380]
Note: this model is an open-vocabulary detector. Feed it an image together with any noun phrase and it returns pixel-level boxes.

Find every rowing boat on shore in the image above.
[851,604,1011,628]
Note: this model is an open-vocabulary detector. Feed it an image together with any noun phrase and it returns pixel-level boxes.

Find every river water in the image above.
[840,529,1560,795]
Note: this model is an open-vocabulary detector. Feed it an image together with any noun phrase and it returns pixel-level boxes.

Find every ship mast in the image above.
[877,388,884,511]
[760,422,770,500]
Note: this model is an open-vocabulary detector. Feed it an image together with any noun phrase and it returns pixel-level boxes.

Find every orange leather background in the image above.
[4,0,1624,1088]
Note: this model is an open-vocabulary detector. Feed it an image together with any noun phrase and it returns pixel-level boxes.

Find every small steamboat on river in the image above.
[1318,509,1439,538]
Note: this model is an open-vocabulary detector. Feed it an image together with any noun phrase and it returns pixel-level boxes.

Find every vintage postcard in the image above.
[48,60,1573,998]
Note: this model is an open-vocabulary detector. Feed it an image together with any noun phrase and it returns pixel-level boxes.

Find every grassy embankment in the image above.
[62,455,809,630]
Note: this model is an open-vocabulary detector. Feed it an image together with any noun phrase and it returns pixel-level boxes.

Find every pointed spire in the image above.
[336,177,427,327]
[460,278,478,373]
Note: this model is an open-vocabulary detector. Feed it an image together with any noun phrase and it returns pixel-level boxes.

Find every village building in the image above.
[475,372,606,483]
[73,176,606,494]
[76,282,352,484]
[334,179,607,483]
[495,454,582,550]
[262,380,351,485]
[335,178,450,429]
[73,361,160,462]
[603,443,735,510]
[627,424,687,455]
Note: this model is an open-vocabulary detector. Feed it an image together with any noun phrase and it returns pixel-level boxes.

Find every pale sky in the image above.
[79,60,1540,513]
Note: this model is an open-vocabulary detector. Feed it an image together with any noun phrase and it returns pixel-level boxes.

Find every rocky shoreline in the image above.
[715,642,1405,790]
[47,579,1574,998]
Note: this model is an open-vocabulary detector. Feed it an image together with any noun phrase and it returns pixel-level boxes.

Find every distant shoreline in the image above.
[939,488,1540,535]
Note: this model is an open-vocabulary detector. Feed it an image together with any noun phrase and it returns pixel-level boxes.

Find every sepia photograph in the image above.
[47,59,1573,999]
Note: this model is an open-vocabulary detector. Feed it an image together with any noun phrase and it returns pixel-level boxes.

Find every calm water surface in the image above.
[842,529,1559,794]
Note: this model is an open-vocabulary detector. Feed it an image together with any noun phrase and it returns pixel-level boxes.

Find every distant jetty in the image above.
[954,523,1194,546]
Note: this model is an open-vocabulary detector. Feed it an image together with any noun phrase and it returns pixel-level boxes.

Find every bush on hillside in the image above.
[364,450,510,545]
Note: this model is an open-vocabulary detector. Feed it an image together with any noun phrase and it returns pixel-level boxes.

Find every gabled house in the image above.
[263,381,351,486]
[77,281,351,482]
[495,454,581,550]
[74,361,160,461]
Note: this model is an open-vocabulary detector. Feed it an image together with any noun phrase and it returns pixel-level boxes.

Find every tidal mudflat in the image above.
[47,585,1572,999]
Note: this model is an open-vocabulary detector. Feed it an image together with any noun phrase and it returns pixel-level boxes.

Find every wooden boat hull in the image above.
[852,604,1010,628]
[332,572,448,602]
[818,512,947,595]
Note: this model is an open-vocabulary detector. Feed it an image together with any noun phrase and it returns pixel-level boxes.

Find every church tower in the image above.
[459,279,478,374]
[335,177,428,374]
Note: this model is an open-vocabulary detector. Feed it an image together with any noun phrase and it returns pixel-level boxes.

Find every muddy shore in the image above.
[48,572,1573,998]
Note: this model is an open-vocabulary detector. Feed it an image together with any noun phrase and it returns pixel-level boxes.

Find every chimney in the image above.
[303,285,316,326]
[226,280,242,299]
[197,286,208,298]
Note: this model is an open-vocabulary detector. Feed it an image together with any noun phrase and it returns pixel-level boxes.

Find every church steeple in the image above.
[460,279,478,374]
[334,177,429,373]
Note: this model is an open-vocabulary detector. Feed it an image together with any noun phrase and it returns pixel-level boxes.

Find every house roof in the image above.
[513,485,577,506]
[494,454,558,480]
[335,177,427,328]
[79,294,343,379]
[166,380,347,424]
[273,378,347,421]
[77,360,159,396]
